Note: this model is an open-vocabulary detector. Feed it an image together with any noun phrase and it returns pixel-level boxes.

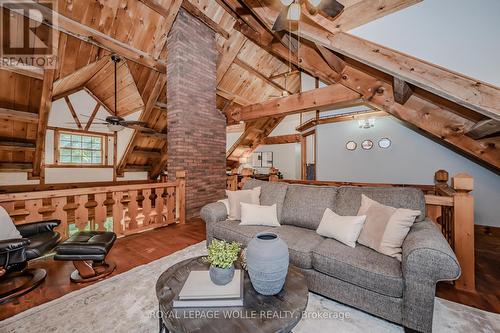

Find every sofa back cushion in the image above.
[281,185,338,230]
[336,186,426,222]
[243,179,288,222]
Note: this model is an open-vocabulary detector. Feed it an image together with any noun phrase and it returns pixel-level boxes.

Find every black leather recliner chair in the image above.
[0,220,61,304]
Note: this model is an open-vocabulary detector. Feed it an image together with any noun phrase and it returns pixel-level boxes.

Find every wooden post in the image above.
[452,173,475,292]
[239,168,253,189]
[227,168,238,191]
[269,167,279,182]
[175,171,186,224]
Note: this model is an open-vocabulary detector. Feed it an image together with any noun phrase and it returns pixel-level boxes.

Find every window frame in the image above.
[54,129,109,167]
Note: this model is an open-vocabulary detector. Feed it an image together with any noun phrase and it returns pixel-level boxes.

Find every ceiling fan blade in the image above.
[272,7,289,32]
[318,0,345,18]
[78,114,107,122]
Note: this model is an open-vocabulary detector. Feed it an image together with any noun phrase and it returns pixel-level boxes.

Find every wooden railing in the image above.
[0,171,186,240]
[228,169,475,292]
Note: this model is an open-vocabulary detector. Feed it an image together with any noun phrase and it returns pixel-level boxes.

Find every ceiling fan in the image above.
[87,55,167,139]
[272,0,344,32]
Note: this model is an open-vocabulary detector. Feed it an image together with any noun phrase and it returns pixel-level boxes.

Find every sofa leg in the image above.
[70,260,116,283]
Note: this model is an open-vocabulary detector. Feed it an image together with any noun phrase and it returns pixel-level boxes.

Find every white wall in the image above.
[316,117,500,227]
[0,90,147,186]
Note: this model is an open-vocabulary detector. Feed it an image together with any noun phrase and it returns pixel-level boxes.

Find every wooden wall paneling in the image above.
[217,31,247,84]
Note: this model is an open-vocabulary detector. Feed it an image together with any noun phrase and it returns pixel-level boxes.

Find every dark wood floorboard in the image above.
[1,220,498,321]
[0,218,206,321]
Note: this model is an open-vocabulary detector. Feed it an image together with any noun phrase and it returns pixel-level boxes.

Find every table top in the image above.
[156,256,309,333]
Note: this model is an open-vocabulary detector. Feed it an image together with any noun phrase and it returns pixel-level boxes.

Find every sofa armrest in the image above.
[0,238,30,254]
[401,219,460,332]
[200,202,227,225]
[17,220,61,238]
[402,219,460,282]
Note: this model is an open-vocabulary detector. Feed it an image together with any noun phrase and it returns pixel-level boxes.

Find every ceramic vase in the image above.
[246,232,289,295]
[209,264,235,286]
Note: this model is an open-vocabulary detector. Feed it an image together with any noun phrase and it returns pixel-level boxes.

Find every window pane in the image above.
[60,134,71,141]
[92,143,101,150]
[60,155,71,163]
[60,140,72,148]
[92,137,100,144]
[82,141,92,149]
[82,136,92,143]
[60,148,71,156]
[58,133,103,165]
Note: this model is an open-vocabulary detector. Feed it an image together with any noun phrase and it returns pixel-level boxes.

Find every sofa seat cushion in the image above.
[281,185,338,230]
[312,238,403,297]
[272,225,325,269]
[335,186,426,222]
[243,179,288,222]
[212,220,272,246]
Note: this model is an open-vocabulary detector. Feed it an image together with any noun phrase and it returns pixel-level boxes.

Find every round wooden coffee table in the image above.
[156,256,309,333]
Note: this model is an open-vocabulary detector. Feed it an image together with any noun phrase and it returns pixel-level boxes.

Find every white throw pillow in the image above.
[316,208,366,248]
[239,202,280,227]
[357,194,421,260]
[217,198,230,216]
[226,187,261,220]
[0,206,21,241]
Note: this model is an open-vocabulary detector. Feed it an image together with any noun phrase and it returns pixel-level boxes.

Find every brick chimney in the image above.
[166,9,226,219]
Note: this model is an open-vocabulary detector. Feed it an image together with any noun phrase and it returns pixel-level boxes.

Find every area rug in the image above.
[0,242,498,333]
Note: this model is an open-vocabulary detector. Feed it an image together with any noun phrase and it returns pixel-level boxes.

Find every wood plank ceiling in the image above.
[0,0,498,179]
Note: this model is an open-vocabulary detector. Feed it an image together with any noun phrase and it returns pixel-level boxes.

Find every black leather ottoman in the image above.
[54,231,116,283]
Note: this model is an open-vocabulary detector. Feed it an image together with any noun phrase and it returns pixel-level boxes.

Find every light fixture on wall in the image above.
[358,118,375,129]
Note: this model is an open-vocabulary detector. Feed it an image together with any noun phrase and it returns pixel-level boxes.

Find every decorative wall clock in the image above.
[346,141,357,151]
[361,140,373,150]
[378,138,392,149]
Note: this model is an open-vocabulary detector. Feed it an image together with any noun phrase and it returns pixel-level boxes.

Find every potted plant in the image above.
[206,240,241,285]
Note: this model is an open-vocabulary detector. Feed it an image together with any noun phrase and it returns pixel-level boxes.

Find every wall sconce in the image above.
[358,118,375,129]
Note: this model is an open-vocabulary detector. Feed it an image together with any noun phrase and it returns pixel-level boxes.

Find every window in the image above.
[58,132,104,165]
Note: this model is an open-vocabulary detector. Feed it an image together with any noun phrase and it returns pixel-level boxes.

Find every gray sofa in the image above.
[201,179,460,333]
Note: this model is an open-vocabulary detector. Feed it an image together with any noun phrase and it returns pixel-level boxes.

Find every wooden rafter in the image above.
[262,134,301,145]
[64,96,83,129]
[138,0,185,37]
[4,1,167,73]
[232,84,362,121]
[84,103,102,131]
[181,1,230,38]
[466,120,500,140]
[233,58,292,94]
[1,60,44,80]
[33,69,57,177]
[296,110,388,132]
[0,108,38,124]
[217,31,247,84]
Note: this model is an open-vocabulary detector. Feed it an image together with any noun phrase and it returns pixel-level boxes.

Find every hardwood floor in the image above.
[436,225,500,313]
[1,220,498,321]
[0,218,206,321]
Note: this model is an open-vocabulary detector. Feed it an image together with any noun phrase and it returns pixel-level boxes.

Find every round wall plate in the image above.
[361,140,373,150]
[378,138,392,149]
[346,141,357,151]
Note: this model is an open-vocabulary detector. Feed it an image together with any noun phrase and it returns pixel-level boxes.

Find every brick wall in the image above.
[166,9,226,219]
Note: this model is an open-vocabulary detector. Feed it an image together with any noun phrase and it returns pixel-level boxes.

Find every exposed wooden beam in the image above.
[5,1,167,73]
[132,148,162,159]
[466,119,500,140]
[233,58,291,94]
[0,108,39,124]
[269,69,300,80]
[0,138,36,151]
[296,110,388,132]
[52,85,85,101]
[181,1,230,38]
[0,162,33,172]
[227,123,245,133]
[308,32,500,120]
[138,0,185,37]
[155,101,168,110]
[262,134,301,145]
[149,146,168,180]
[84,103,101,131]
[393,77,413,104]
[217,31,247,84]
[64,96,83,130]
[0,60,44,80]
[315,43,345,74]
[232,84,362,121]
[217,88,252,106]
